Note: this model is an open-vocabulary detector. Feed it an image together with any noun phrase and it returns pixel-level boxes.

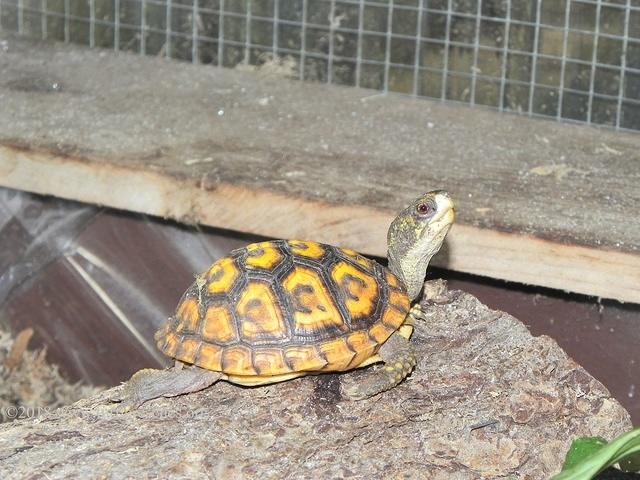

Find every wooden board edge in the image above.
[1,145,638,303]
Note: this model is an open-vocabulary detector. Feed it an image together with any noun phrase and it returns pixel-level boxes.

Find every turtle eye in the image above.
[416,203,432,216]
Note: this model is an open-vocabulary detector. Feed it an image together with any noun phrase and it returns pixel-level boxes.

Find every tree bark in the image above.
[0,285,631,479]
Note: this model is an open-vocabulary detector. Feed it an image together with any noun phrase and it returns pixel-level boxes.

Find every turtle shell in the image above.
[156,239,410,377]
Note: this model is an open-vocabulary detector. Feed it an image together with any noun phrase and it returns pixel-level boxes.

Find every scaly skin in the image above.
[111,366,222,413]
[342,332,417,400]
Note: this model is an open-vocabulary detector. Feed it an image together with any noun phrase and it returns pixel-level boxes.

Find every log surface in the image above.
[0,34,639,302]
[0,287,631,479]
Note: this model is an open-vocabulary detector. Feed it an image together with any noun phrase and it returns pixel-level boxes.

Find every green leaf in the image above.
[552,428,640,480]
[561,437,608,471]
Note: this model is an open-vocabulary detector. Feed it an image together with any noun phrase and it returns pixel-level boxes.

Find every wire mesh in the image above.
[1,0,639,130]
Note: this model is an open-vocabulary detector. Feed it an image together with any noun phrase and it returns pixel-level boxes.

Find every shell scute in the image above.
[288,240,325,259]
[207,257,240,294]
[282,265,347,338]
[253,349,288,375]
[237,281,288,343]
[159,330,180,358]
[381,303,407,330]
[339,247,372,269]
[369,322,394,344]
[283,345,327,371]
[221,345,257,375]
[330,261,379,320]
[319,337,357,371]
[175,297,200,333]
[388,288,410,312]
[176,337,200,364]
[202,304,237,344]
[196,343,223,371]
[384,269,402,289]
[244,241,283,270]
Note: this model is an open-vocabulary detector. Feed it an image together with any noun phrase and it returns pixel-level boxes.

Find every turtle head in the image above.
[386,190,455,301]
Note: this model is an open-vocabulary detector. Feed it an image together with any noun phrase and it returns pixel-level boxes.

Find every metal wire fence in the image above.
[1,0,639,130]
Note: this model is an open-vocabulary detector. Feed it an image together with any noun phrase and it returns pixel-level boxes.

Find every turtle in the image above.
[111,190,455,411]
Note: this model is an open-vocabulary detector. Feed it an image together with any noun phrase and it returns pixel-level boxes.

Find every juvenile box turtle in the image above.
[112,191,455,411]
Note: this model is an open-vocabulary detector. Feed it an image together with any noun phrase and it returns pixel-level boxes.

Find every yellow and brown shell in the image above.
[156,240,410,377]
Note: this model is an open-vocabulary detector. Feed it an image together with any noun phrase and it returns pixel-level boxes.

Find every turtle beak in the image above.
[431,191,456,227]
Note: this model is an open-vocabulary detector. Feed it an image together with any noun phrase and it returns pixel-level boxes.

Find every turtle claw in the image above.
[340,375,377,401]
[111,400,136,414]
[409,304,428,322]
[108,384,145,413]
[107,386,126,403]
[343,387,371,401]
[421,279,455,305]
[112,399,143,414]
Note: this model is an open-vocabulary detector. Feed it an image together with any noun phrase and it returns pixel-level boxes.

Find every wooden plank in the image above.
[0,34,639,302]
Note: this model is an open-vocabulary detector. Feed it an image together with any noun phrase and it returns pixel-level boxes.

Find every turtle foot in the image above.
[109,367,222,413]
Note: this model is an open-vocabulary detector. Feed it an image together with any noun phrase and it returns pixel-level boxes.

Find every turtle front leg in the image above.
[110,365,223,413]
[342,332,417,400]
